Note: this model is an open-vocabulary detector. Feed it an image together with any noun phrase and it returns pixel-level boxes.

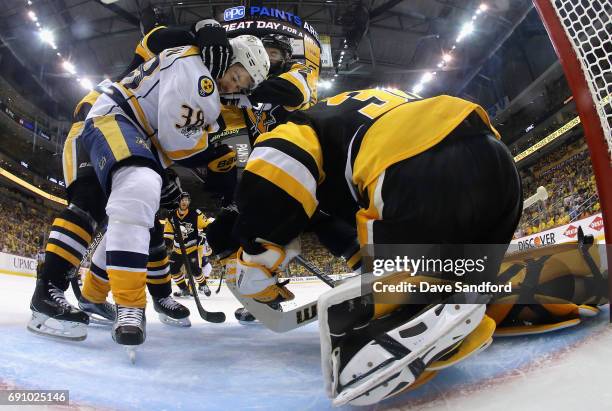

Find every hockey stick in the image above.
[294,255,337,288]
[169,215,226,323]
[69,226,106,300]
[523,186,548,210]
[215,268,225,294]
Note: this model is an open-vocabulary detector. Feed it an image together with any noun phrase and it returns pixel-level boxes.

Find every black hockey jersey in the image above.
[164,208,212,254]
[237,88,501,245]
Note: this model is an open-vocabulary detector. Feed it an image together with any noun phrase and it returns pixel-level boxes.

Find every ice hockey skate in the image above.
[153,296,191,327]
[27,279,89,341]
[78,295,116,326]
[198,282,211,297]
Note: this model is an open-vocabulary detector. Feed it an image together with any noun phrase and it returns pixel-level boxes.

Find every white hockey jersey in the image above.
[87,46,221,168]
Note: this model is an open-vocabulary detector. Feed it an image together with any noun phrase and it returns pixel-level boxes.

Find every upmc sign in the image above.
[0,251,37,276]
[224,6,245,21]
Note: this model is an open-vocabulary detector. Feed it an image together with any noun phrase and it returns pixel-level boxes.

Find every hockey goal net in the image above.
[533,0,611,246]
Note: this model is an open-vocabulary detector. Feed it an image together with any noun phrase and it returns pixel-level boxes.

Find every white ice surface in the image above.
[0,273,610,411]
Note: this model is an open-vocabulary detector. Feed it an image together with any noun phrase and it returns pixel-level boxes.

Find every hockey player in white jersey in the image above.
[27,34,270,347]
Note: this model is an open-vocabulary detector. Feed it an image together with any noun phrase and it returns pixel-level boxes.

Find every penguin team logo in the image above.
[198,76,215,97]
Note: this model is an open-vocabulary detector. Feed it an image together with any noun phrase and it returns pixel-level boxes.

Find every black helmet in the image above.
[179,192,191,201]
[261,34,293,59]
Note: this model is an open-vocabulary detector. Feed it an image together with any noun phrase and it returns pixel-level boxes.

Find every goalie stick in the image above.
[169,215,226,323]
[225,276,319,332]
[294,255,338,288]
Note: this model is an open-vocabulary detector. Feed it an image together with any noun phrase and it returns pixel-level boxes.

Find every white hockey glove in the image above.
[235,238,300,304]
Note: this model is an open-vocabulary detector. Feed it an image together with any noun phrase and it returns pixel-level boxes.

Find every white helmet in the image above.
[229,35,270,90]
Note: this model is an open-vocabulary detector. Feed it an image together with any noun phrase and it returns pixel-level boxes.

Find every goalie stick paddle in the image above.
[170,215,226,323]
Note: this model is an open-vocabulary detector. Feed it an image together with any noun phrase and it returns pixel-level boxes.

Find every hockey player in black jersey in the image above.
[164,192,213,298]
[219,34,317,142]
[207,88,523,405]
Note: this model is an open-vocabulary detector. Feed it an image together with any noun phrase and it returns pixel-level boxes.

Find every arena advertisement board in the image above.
[0,251,36,276]
[511,212,605,250]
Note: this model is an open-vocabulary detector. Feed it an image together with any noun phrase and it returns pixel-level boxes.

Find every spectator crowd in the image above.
[515,139,600,238]
[0,186,53,258]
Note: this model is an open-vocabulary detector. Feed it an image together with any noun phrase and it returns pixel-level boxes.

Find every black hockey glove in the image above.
[206,203,240,259]
[194,19,232,79]
[160,175,182,210]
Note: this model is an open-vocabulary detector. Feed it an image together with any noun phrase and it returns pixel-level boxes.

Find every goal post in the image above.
[533,0,611,242]
[532,0,611,309]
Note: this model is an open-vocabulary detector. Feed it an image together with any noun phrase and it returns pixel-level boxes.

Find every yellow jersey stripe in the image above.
[92,115,132,162]
[146,274,171,284]
[246,158,318,217]
[255,122,325,183]
[347,251,361,269]
[353,96,499,192]
[46,244,81,267]
[54,218,92,243]
[137,26,167,60]
[173,245,199,254]
[279,71,310,108]
[165,134,209,160]
[62,121,84,188]
[147,257,169,268]
[114,83,156,137]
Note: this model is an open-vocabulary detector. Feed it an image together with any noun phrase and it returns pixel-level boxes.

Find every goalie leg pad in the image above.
[318,275,488,407]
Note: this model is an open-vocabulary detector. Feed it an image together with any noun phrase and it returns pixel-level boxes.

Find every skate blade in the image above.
[126,347,137,364]
[86,314,114,327]
[158,313,191,328]
[27,314,87,342]
[238,319,262,326]
[333,303,485,407]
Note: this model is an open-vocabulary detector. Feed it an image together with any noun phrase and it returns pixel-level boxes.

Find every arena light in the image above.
[456,21,474,42]
[62,60,76,75]
[39,29,55,47]
[442,53,452,62]
[412,83,424,94]
[79,78,93,90]
[318,80,332,90]
[421,71,436,83]
[27,10,37,21]
[479,3,488,12]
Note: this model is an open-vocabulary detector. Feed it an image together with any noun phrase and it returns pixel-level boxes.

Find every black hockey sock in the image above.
[42,206,96,290]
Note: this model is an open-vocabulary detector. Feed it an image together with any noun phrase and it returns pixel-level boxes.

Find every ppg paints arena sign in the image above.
[210,6,322,167]
[223,6,320,41]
